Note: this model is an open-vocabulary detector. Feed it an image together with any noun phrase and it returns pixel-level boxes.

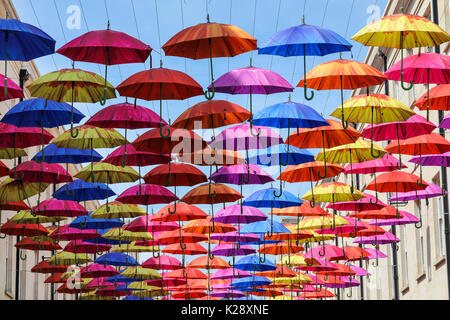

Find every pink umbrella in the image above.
[363,248,387,260]
[369,210,420,227]
[385,53,450,120]
[316,216,367,236]
[0,74,24,101]
[353,231,400,245]
[326,192,386,212]
[388,182,446,202]
[85,277,115,289]
[50,225,100,241]
[141,255,182,270]
[86,102,167,166]
[213,204,267,224]
[208,65,293,135]
[211,268,252,280]
[210,232,261,243]
[304,244,345,261]
[32,199,88,217]
[64,240,111,254]
[124,215,179,233]
[116,184,178,205]
[80,263,119,278]
[350,265,370,277]
[102,143,171,167]
[295,258,338,272]
[57,26,152,106]
[210,290,246,299]
[210,164,274,185]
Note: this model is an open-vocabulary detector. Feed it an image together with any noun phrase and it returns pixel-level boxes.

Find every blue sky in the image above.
[12,0,388,265]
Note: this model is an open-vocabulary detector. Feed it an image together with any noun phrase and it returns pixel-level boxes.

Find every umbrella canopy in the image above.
[32,199,87,217]
[91,201,146,219]
[414,84,450,112]
[243,188,302,209]
[302,182,365,203]
[213,204,267,224]
[0,123,53,149]
[53,180,115,202]
[181,183,242,204]
[144,163,207,186]
[0,177,49,204]
[152,203,207,222]
[172,100,251,130]
[116,184,178,205]
[10,160,71,184]
[103,144,171,167]
[210,164,274,185]
[33,144,103,164]
[94,252,139,267]
[75,162,140,184]
[15,236,61,251]
[52,125,126,150]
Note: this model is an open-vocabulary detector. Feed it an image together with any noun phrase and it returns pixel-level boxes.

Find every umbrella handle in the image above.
[346,288,352,298]
[152,249,160,259]
[249,120,261,137]
[273,166,283,198]
[120,129,128,168]
[19,249,27,261]
[0,232,6,239]
[136,183,142,197]
[317,133,328,179]
[303,50,314,101]
[159,122,171,139]
[318,242,326,256]
[315,284,322,292]
[79,215,88,228]
[400,33,413,91]
[204,39,215,101]
[415,209,423,229]
[370,141,381,159]
[168,201,177,215]
[98,53,109,106]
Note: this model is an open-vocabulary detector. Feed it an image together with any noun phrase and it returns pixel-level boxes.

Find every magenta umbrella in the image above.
[440,113,450,129]
[32,199,87,217]
[80,263,119,278]
[208,65,294,135]
[213,204,267,224]
[64,240,111,254]
[124,215,178,233]
[326,192,386,212]
[210,231,261,243]
[350,265,370,277]
[210,290,246,299]
[211,268,252,280]
[385,53,450,120]
[352,231,400,245]
[116,184,178,206]
[86,102,167,167]
[49,225,100,242]
[141,255,182,270]
[369,210,420,227]
[57,26,152,105]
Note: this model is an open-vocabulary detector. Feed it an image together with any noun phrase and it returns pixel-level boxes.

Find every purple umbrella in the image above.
[213,204,267,224]
[210,289,246,299]
[211,243,256,257]
[363,248,388,260]
[350,265,370,277]
[353,231,400,245]
[324,276,360,289]
[210,123,283,151]
[210,164,274,185]
[208,65,294,136]
[369,210,420,227]
[211,268,252,280]
[210,232,261,244]
[388,183,446,202]
[409,152,450,197]
[439,113,450,129]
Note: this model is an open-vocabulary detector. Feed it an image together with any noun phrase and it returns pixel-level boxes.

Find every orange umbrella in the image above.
[297,59,387,128]
[182,216,236,235]
[385,133,450,185]
[349,205,404,220]
[301,288,335,299]
[273,202,329,217]
[151,203,207,222]
[258,242,304,255]
[162,17,257,100]
[181,183,242,233]
[287,119,360,181]
[255,266,297,278]
[413,84,450,111]
[187,256,230,270]
[176,147,246,167]
[158,230,208,245]
[171,100,251,130]
[162,242,207,256]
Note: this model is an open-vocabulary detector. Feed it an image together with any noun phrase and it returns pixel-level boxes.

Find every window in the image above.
[34,255,39,300]
[414,200,425,274]
[399,226,409,287]
[5,236,13,296]
[433,175,445,258]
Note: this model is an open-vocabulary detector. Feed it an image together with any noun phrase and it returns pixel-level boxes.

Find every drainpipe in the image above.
[377,49,400,300]
[15,69,29,300]
[432,0,450,300]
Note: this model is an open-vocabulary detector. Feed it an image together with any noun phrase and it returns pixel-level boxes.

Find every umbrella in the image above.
[0,147,26,159]
[144,162,207,211]
[384,52,450,120]
[234,255,277,272]
[0,123,53,179]
[252,99,328,173]
[116,66,203,137]
[64,240,111,254]
[330,93,415,157]
[296,59,387,128]
[1,98,85,161]
[48,251,92,266]
[258,20,352,100]
[0,177,49,204]
[162,16,257,100]
[142,255,182,270]
[315,139,387,192]
[86,101,164,166]
[287,119,360,179]
[32,199,87,217]
[208,64,294,134]
[385,133,450,185]
[172,99,251,131]
[351,12,450,90]
[28,68,116,137]
[53,180,115,203]
[0,16,55,97]
[15,235,61,251]
[272,201,328,217]
[95,252,139,267]
[413,83,450,112]
[389,183,447,202]
[116,184,178,206]
[177,146,245,167]
[91,202,146,220]
[57,24,152,104]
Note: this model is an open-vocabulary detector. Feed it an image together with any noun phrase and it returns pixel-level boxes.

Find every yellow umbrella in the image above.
[79,292,115,300]
[28,68,116,137]
[277,253,321,267]
[111,242,159,253]
[47,251,92,266]
[101,227,153,242]
[316,139,387,192]
[90,201,146,219]
[330,93,415,157]
[0,148,27,159]
[131,288,168,298]
[0,177,49,204]
[271,274,312,285]
[9,210,66,224]
[297,215,349,231]
[351,12,450,90]
[121,266,162,280]
[302,182,365,203]
[127,282,163,290]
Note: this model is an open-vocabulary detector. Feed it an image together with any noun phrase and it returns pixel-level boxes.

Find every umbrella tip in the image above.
[206,14,210,23]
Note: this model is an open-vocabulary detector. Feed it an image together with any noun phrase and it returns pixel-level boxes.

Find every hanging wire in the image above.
[250,0,258,61]
[180,0,189,109]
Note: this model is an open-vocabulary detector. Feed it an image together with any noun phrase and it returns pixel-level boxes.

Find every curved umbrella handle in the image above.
[249,120,261,137]
[168,201,177,215]
[346,288,352,298]
[339,77,349,129]
[159,122,171,139]
[70,81,79,138]
[79,215,88,228]
[318,240,326,257]
[415,210,423,229]
[303,50,314,101]
[400,33,413,91]
[152,249,160,259]
[273,178,283,198]
[19,249,27,261]
[370,141,381,159]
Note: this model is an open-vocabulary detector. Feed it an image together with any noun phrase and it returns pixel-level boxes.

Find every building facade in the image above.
[337,0,450,300]
[0,0,97,300]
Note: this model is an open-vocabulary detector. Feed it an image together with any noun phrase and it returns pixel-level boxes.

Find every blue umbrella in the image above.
[69,212,123,230]
[0,17,55,97]
[258,22,352,100]
[252,100,328,196]
[123,295,153,300]
[53,179,114,203]
[33,144,102,164]
[106,271,136,284]
[94,252,139,267]
[231,275,272,289]
[234,255,277,272]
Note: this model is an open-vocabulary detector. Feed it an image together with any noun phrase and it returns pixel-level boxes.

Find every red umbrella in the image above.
[142,255,183,270]
[0,123,54,178]
[116,67,203,137]
[15,236,62,251]
[57,25,152,105]
[0,221,48,237]
[151,203,207,223]
[64,240,111,254]
[10,160,71,183]
[413,84,450,112]
[86,102,165,166]
[31,260,68,274]
[116,184,178,205]
[132,126,208,155]
[0,161,8,177]
[44,273,70,284]
[0,201,29,211]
